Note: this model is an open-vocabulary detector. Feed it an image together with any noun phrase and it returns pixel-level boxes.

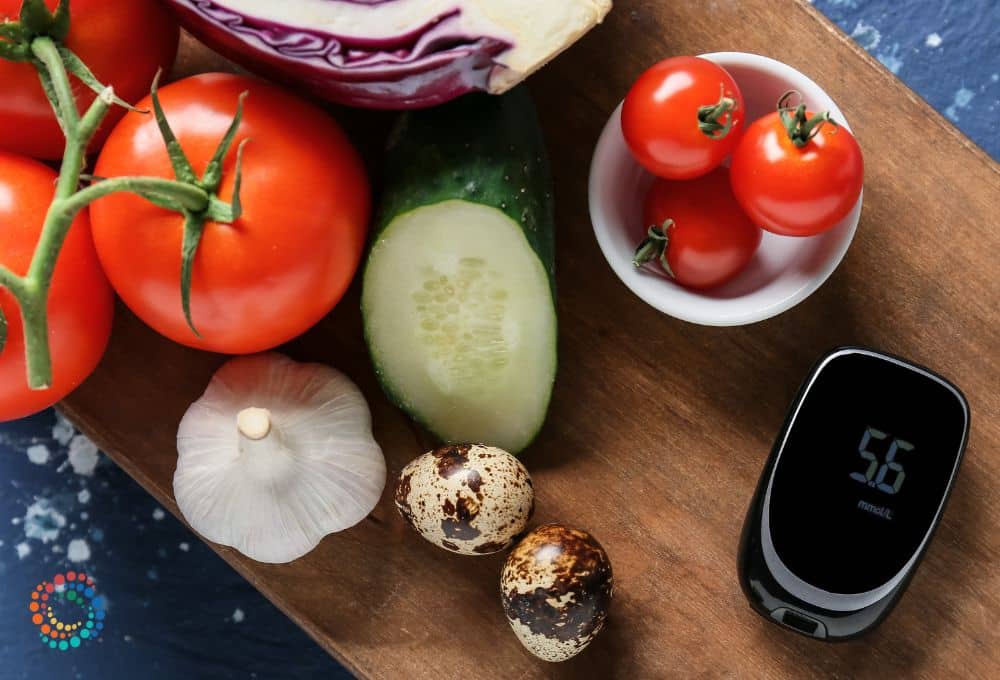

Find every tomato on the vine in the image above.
[730,94,864,237]
[633,168,762,290]
[621,56,745,180]
[90,73,371,355]
[0,0,179,160]
[0,152,114,421]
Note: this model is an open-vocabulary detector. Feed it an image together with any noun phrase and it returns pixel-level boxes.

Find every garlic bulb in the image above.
[175,353,386,563]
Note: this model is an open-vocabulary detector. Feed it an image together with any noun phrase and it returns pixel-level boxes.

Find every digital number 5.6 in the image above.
[849,427,914,495]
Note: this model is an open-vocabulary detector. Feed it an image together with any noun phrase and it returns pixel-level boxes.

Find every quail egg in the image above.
[500,523,613,662]
[394,444,534,555]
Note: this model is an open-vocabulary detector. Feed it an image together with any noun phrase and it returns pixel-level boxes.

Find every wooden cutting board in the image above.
[59,0,1000,677]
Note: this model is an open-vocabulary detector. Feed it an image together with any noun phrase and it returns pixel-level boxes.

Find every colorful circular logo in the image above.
[28,571,106,651]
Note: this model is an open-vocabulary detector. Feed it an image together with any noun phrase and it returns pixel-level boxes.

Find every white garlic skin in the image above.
[175,353,385,564]
[394,444,533,555]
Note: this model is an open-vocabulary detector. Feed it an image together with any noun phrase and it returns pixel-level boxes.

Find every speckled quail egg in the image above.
[500,523,613,662]
[394,444,534,555]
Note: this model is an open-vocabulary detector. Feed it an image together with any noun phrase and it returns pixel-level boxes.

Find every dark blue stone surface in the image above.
[1,2,996,678]
[814,0,999,159]
[0,410,345,679]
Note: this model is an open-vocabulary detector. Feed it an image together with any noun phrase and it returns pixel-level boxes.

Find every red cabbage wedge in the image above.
[165,0,613,108]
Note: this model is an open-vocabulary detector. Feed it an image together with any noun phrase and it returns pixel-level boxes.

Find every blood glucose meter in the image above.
[739,347,969,640]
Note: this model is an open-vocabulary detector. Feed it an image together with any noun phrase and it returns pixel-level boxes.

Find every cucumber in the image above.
[362,88,556,454]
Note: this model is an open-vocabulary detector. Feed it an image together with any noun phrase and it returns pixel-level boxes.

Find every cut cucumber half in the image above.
[362,88,557,453]
[363,199,556,453]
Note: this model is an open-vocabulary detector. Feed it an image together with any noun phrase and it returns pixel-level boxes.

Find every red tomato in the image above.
[0,0,179,160]
[730,106,864,237]
[635,168,762,290]
[622,56,745,180]
[90,74,371,355]
[0,152,114,421]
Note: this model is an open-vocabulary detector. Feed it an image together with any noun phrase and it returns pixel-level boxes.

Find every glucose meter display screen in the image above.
[768,351,967,594]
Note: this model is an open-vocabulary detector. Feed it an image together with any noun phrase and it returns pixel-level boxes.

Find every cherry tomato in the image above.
[90,74,370,355]
[0,152,114,421]
[730,99,864,237]
[0,0,179,160]
[622,56,745,180]
[634,168,762,290]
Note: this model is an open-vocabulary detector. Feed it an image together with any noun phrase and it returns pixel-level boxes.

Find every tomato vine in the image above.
[0,0,244,389]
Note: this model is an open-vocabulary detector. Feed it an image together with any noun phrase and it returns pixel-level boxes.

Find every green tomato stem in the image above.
[19,284,52,389]
[632,220,676,279]
[0,264,22,295]
[697,84,739,139]
[0,306,7,355]
[30,36,78,130]
[17,35,92,388]
[777,90,839,148]
[62,178,211,220]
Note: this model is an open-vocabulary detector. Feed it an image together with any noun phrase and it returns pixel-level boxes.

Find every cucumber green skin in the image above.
[363,87,557,453]
[373,86,556,294]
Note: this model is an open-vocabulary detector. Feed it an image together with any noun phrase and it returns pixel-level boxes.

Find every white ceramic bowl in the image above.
[588,52,863,326]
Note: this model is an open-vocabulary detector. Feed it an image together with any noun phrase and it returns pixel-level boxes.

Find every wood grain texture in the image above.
[59,1,999,677]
